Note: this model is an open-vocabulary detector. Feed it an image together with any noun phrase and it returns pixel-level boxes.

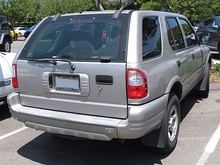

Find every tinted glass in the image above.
[203,18,213,26]
[0,16,8,28]
[142,16,161,59]
[179,19,198,47]
[166,17,185,51]
[19,14,129,62]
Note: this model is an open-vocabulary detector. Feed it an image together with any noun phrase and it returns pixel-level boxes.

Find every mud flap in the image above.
[141,115,166,148]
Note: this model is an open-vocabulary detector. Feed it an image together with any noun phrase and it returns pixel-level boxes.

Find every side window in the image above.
[0,16,8,29]
[179,18,198,47]
[166,17,185,51]
[142,16,161,60]
[203,18,213,26]
[212,20,217,26]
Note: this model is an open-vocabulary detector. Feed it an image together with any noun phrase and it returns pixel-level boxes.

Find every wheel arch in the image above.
[165,75,182,101]
[142,75,182,150]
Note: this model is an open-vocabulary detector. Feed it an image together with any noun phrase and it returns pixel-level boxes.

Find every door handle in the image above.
[176,60,181,67]
[192,54,195,60]
[96,75,113,85]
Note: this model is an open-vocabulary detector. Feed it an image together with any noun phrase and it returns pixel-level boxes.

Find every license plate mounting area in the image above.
[54,74,80,93]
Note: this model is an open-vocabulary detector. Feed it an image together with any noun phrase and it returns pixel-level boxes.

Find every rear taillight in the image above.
[12,64,18,88]
[127,69,148,99]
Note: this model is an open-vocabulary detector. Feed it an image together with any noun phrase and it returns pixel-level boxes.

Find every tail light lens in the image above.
[12,64,18,88]
[127,69,148,99]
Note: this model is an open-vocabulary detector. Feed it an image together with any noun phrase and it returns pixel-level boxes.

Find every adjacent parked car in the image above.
[7,10,211,153]
[14,27,28,36]
[0,15,12,52]
[0,52,16,105]
[10,29,20,40]
[24,24,37,38]
[13,24,29,28]
[197,16,220,57]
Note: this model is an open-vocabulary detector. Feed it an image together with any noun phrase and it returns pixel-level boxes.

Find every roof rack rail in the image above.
[112,0,132,20]
[51,14,61,22]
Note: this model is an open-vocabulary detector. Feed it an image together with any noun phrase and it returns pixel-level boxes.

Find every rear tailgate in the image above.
[16,60,128,119]
[14,12,130,119]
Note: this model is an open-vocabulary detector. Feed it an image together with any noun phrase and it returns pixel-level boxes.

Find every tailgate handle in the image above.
[96,75,113,85]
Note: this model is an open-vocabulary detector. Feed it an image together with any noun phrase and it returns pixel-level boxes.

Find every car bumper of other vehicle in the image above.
[7,92,167,141]
[0,96,7,105]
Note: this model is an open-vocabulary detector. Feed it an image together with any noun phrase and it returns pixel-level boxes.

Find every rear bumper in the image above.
[7,92,168,141]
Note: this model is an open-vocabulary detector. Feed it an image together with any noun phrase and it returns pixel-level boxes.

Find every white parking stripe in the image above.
[0,126,27,140]
[196,124,220,165]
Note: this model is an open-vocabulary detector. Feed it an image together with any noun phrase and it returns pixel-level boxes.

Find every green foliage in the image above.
[38,0,95,18]
[101,0,120,10]
[211,63,220,82]
[138,0,219,25]
[140,1,162,11]
[213,63,220,73]
[0,0,37,26]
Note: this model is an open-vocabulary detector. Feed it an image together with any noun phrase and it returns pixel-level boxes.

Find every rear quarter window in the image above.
[142,16,161,60]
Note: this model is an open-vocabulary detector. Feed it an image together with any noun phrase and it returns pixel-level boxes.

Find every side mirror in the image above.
[201,34,211,44]
[197,32,211,44]
[212,25,219,30]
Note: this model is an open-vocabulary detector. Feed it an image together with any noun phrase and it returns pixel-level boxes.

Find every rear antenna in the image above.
[112,0,132,20]
[51,13,61,22]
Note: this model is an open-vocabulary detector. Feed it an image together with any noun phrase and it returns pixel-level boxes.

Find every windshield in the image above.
[19,13,129,62]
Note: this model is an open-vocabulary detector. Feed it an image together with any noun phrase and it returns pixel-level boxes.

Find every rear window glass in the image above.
[19,13,129,62]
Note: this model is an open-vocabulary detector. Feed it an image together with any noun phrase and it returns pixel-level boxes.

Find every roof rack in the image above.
[112,0,132,20]
[51,14,61,22]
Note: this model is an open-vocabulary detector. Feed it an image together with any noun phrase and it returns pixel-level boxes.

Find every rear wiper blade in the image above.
[28,58,75,71]
[28,58,57,65]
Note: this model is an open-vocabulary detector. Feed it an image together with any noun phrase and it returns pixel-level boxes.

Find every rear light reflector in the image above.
[12,64,18,88]
[127,69,148,99]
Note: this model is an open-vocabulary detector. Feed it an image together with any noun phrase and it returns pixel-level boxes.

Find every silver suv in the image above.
[8,10,211,153]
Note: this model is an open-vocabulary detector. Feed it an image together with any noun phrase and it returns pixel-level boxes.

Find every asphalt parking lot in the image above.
[0,39,219,165]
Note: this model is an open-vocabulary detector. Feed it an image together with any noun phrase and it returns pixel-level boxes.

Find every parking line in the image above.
[196,124,220,165]
[0,126,27,141]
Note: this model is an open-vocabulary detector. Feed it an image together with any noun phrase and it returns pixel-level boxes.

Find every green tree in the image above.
[138,0,219,25]
[37,0,95,19]
[0,0,36,27]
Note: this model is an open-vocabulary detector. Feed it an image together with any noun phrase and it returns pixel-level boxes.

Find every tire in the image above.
[160,93,180,153]
[0,38,11,52]
[197,63,210,98]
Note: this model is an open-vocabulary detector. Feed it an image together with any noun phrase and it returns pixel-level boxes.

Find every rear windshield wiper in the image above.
[28,58,75,71]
